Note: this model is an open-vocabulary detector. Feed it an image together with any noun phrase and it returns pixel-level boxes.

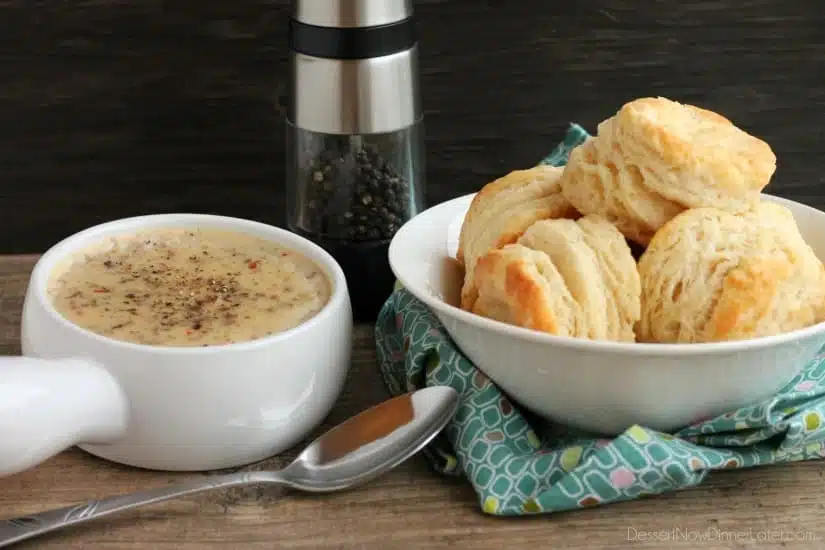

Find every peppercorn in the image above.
[300,139,410,242]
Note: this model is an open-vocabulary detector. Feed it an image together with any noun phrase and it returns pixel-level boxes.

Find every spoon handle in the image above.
[0,471,280,548]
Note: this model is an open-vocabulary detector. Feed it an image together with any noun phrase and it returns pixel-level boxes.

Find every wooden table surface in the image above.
[1,256,824,549]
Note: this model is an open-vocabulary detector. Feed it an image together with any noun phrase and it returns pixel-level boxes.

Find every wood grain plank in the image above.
[1,1,825,253]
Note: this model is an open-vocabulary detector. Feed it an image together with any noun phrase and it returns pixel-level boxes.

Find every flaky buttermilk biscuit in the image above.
[559,97,777,245]
[457,165,578,311]
[637,203,825,343]
[470,215,640,341]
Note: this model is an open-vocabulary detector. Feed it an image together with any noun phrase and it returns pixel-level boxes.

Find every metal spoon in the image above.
[0,385,459,548]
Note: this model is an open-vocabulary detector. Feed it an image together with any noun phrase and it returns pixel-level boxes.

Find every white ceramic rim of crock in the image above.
[30,213,349,355]
[389,192,825,358]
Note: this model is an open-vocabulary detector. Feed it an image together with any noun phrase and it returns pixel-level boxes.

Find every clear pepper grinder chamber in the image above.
[286,0,425,322]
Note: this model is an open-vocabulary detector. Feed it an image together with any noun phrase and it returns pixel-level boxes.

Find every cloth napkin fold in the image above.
[374,124,825,516]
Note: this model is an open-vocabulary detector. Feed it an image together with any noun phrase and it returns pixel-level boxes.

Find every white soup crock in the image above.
[0,213,352,476]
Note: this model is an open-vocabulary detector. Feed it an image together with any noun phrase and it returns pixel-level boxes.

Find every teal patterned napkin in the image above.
[374,124,825,516]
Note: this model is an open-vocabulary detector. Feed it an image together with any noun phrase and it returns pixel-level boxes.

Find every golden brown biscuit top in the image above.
[613,97,777,191]
[637,204,825,343]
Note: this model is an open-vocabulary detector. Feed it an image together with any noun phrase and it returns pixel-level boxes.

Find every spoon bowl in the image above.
[283,384,459,492]
[0,386,460,548]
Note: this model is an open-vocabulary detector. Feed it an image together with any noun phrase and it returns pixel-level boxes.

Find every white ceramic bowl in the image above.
[389,193,825,435]
[2,214,352,475]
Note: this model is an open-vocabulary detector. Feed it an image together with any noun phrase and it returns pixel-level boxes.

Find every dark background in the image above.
[2,0,824,254]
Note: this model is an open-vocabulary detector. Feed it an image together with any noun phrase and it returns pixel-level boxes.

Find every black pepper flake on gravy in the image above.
[48,227,332,347]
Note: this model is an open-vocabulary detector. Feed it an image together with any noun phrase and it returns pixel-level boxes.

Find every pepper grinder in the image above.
[286,0,425,323]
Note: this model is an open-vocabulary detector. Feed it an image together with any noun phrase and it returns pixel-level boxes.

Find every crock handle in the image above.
[0,357,129,477]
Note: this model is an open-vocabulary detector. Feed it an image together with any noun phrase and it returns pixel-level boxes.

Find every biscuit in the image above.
[470,215,641,341]
[457,165,578,310]
[470,244,584,336]
[637,203,825,343]
[559,97,777,245]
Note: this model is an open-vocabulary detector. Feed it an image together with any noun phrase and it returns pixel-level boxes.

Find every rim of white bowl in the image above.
[30,213,349,355]
[389,193,825,357]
